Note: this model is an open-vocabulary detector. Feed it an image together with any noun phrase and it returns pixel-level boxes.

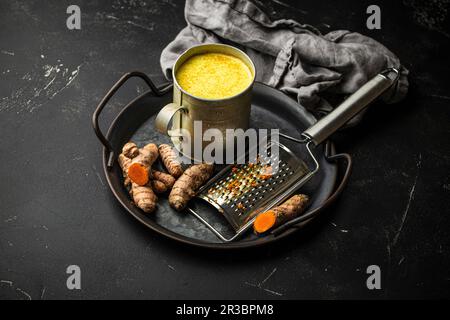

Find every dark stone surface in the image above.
[0,0,449,299]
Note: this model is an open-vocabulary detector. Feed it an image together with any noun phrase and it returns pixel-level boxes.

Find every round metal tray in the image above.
[93,72,352,249]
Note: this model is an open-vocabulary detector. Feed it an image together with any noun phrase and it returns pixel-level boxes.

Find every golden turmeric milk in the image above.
[175,53,253,99]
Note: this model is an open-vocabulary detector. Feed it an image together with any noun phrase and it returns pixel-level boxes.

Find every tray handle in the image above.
[92,71,165,169]
[271,145,353,236]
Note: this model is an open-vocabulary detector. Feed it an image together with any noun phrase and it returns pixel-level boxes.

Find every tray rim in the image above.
[101,81,338,249]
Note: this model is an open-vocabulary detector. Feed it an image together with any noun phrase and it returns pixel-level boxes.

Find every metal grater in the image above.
[187,138,320,242]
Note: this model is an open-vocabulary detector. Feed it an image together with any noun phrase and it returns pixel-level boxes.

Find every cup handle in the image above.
[155,103,187,136]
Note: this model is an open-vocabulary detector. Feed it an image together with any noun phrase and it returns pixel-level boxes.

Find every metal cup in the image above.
[155,44,256,161]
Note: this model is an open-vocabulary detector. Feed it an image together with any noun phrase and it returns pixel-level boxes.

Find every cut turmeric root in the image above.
[253,194,309,235]
[127,143,159,186]
[118,142,140,187]
[253,212,276,233]
[159,144,184,178]
[118,142,158,213]
[169,163,214,211]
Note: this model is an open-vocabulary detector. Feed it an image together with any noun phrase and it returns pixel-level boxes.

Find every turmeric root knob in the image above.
[253,194,309,234]
[122,142,139,158]
[150,171,176,194]
[159,144,184,178]
[152,170,176,189]
[127,143,159,186]
[130,183,158,213]
[118,153,132,187]
[151,180,169,193]
[169,163,214,211]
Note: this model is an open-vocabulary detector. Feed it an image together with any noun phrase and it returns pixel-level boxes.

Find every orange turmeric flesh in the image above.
[253,194,309,235]
[127,163,149,186]
[253,211,277,234]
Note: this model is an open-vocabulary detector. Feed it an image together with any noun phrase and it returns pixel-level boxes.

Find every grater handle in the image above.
[303,68,399,145]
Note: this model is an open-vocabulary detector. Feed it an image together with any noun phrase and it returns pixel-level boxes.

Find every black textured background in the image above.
[0,0,449,299]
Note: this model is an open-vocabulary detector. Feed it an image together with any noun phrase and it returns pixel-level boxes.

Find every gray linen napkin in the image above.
[160,0,409,124]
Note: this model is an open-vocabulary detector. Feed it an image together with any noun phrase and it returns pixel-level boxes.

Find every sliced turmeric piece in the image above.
[169,163,214,211]
[128,165,149,186]
[253,194,309,235]
[253,211,277,233]
[159,144,184,178]
[127,143,159,186]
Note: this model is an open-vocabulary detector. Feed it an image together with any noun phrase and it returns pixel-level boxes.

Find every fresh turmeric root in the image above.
[118,142,158,213]
[253,194,309,235]
[150,170,176,193]
[158,144,184,178]
[169,163,214,211]
[122,142,139,158]
[151,180,169,194]
[127,143,159,186]
[152,170,175,188]
[129,182,158,213]
[118,142,212,213]
[118,142,139,187]
[118,153,132,187]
